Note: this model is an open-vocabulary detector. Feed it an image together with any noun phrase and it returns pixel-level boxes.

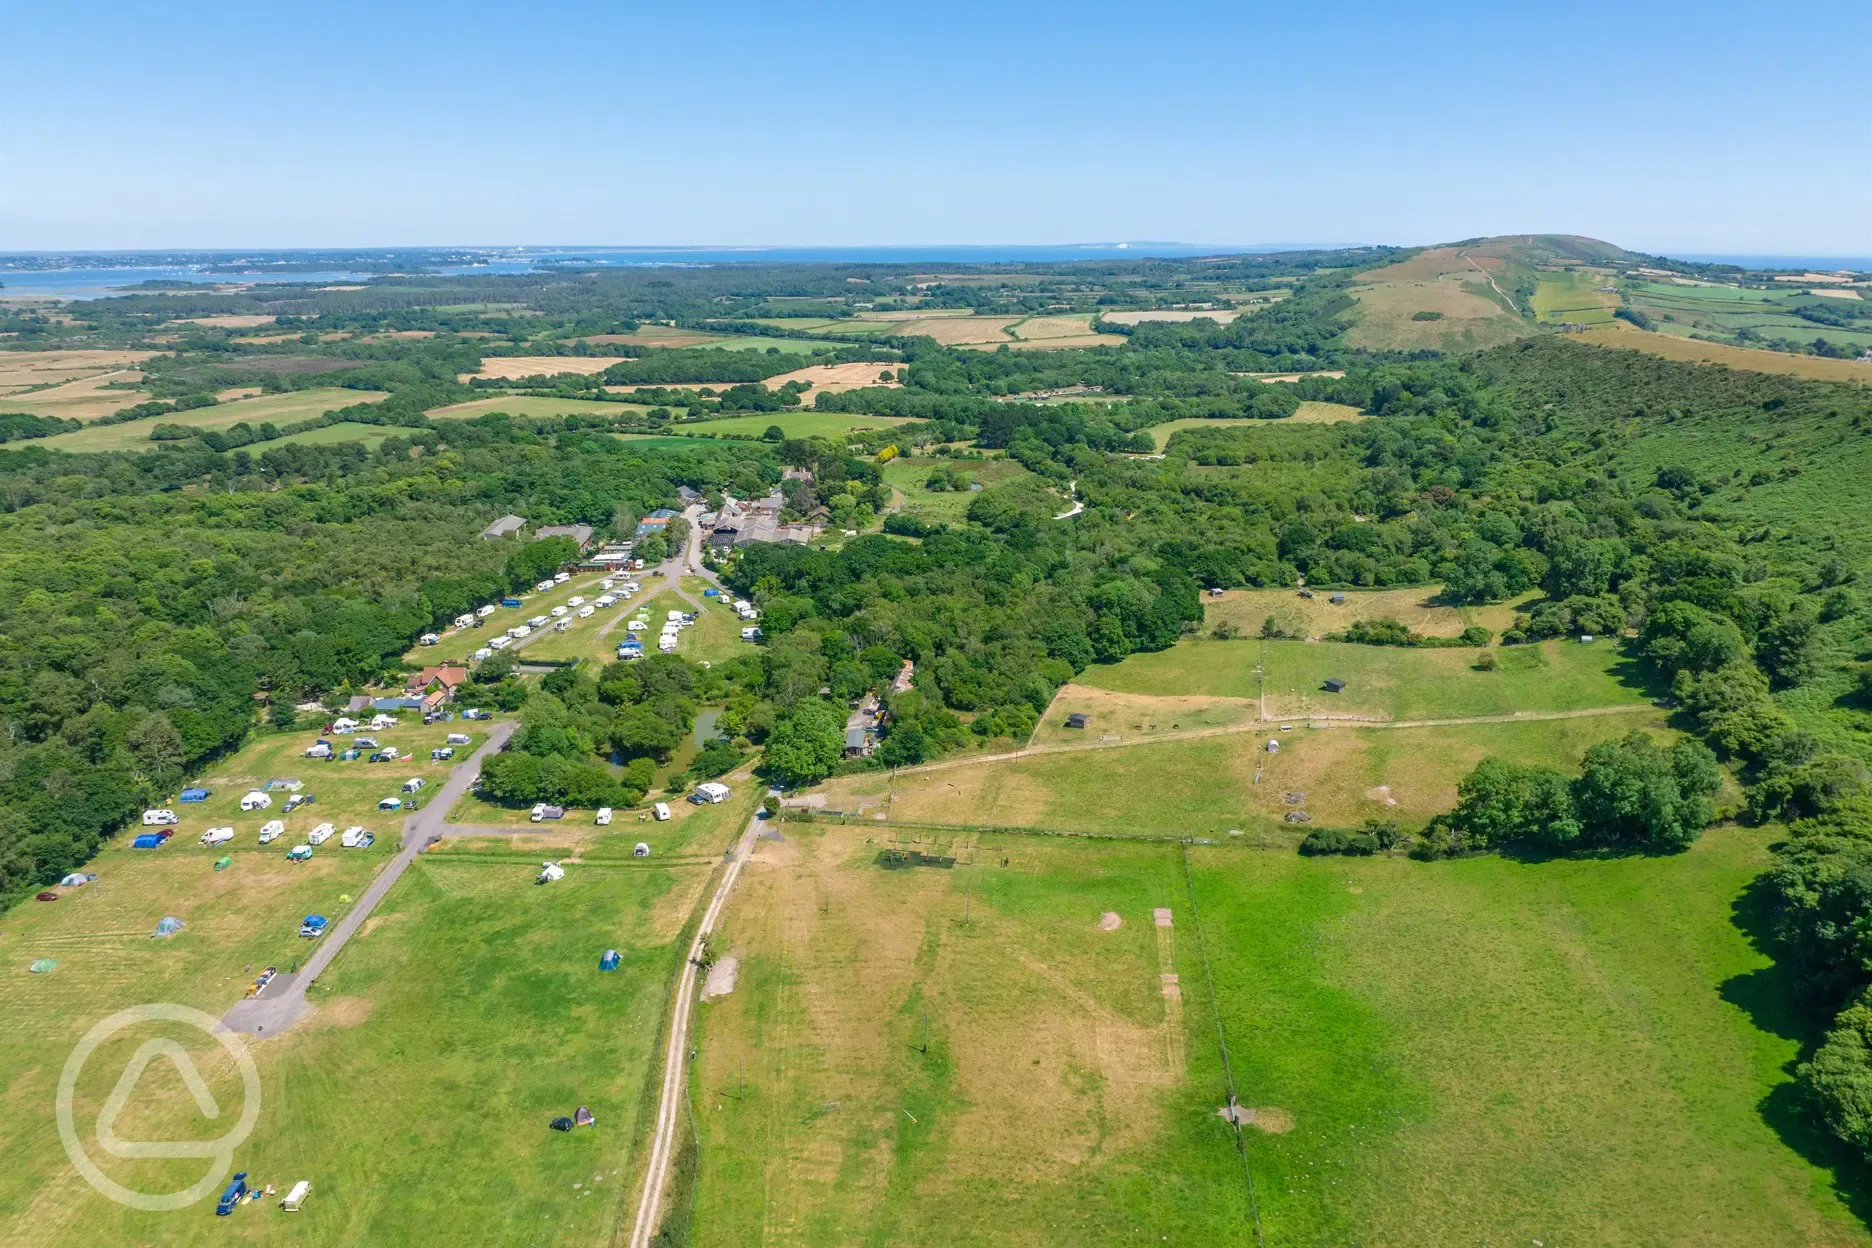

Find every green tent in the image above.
[213,856,233,871]
[29,959,56,974]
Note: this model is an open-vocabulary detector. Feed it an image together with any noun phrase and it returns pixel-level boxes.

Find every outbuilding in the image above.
[1322,678,1346,693]
[1065,713,1089,730]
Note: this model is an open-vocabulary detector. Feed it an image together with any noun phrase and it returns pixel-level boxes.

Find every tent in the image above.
[599,949,620,972]
[180,788,210,802]
[574,1106,595,1127]
[58,873,93,887]
[548,1116,574,1132]
[213,856,233,871]
[152,916,185,938]
[29,959,57,974]
[537,862,565,884]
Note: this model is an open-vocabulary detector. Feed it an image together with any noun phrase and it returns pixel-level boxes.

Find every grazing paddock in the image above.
[687,825,1253,1244]
[35,388,389,452]
[819,710,1673,835]
[1531,270,1620,325]
[1201,586,1471,638]
[1077,636,1652,720]
[1028,685,1261,747]
[1100,308,1242,325]
[683,410,916,439]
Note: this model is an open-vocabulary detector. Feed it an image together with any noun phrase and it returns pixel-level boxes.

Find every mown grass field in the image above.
[1531,269,1621,324]
[1150,403,1367,449]
[687,821,1868,1245]
[35,389,389,452]
[0,817,712,1244]
[1076,636,1654,720]
[406,568,628,666]
[424,395,655,421]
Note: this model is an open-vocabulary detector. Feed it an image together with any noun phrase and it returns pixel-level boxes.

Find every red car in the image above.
[35,891,58,902]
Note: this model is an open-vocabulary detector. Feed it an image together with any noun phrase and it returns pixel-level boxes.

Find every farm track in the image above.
[627,806,764,1248]
[886,703,1659,780]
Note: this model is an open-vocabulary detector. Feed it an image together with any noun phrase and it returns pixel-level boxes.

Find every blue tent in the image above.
[153,916,185,938]
[180,788,210,802]
[132,833,167,849]
[599,949,620,972]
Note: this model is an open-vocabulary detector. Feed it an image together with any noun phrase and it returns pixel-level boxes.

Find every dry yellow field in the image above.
[766,360,902,391]
[1204,586,1471,638]
[0,348,154,394]
[466,355,627,381]
[1028,685,1261,747]
[1099,309,1242,325]
[890,315,1024,345]
[1345,277,1529,352]
[1576,323,1872,386]
[1,372,151,422]
[1012,313,1100,340]
[167,314,280,328]
[1151,403,1367,449]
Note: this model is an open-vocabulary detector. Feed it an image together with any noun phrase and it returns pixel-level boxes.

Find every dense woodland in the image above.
[6,252,1872,1163]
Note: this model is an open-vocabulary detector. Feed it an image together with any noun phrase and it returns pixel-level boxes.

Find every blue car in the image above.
[215,1172,248,1215]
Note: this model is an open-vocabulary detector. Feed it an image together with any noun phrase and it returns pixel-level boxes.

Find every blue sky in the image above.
[2,0,1866,254]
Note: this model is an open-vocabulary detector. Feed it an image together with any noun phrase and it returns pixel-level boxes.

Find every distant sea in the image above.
[1665,253,1872,272]
[0,243,1329,300]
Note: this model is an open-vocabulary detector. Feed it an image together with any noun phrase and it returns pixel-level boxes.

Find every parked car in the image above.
[287,844,313,862]
[284,793,314,812]
[461,708,490,720]
[299,915,328,939]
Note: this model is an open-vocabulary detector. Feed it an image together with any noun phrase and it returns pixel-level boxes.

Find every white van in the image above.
[595,807,613,826]
[307,823,336,845]
[258,820,285,844]
[652,802,671,822]
[200,826,234,847]
[142,809,178,826]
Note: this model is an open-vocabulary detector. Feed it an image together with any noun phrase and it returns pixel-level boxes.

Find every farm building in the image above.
[534,524,594,551]
[481,514,527,540]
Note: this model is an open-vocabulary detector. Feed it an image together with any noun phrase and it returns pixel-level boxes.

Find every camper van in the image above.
[402,777,425,793]
[240,791,272,812]
[477,604,498,619]
[306,823,335,846]
[258,820,285,844]
[286,844,313,862]
[691,781,732,805]
[200,826,234,847]
[341,827,374,848]
[419,633,439,646]
[595,807,613,826]
[741,627,763,641]
[652,802,671,822]
[512,624,532,638]
[142,809,178,826]
[550,605,568,618]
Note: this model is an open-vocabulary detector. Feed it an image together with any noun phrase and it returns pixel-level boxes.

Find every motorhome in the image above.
[477,604,498,619]
[306,823,336,845]
[419,633,439,646]
[142,809,178,826]
[258,820,285,844]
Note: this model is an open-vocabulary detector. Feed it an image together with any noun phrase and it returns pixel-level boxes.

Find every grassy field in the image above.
[882,456,1037,524]
[1151,403,1366,449]
[821,710,1671,834]
[0,809,712,1243]
[425,395,655,421]
[686,825,1254,1244]
[1075,636,1654,719]
[684,410,916,439]
[687,821,1864,1244]
[241,421,392,451]
[407,567,630,666]
[445,759,759,859]
[1345,247,1534,353]
[37,389,389,452]
[577,328,825,353]
[1531,269,1621,324]
[1199,585,1523,639]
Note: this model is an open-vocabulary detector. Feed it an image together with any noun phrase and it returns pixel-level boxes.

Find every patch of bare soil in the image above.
[1098,911,1122,932]
[1153,907,1173,928]
[701,955,740,1002]
[1366,784,1399,806]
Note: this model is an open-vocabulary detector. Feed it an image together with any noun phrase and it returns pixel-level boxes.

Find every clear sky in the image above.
[2,0,1866,255]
